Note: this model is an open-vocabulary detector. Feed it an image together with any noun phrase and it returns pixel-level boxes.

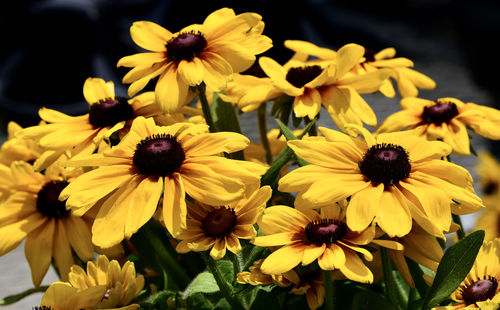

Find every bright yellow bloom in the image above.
[39,282,108,310]
[236,259,292,287]
[434,238,500,309]
[117,8,272,113]
[175,186,271,259]
[0,162,93,287]
[68,254,144,309]
[60,116,266,247]
[476,151,500,208]
[253,203,400,283]
[0,121,42,166]
[376,97,500,155]
[17,77,158,171]
[278,125,483,238]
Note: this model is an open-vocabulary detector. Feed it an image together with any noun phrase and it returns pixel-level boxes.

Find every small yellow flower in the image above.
[39,282,108,310]
[236,259,292,287]
[176,186,271,260]
[117,8,272,113]
[376,97,500,155]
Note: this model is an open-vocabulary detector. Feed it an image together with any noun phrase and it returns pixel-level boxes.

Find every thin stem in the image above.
[304,116,318,136]
[0,286,49,305]
[452,214,466,240]
[324,270,335,310]
[201,252,244,310]
[258,102,273,164]
[197,83,217,133]
[381,247,403,310]
[228,252,242,278]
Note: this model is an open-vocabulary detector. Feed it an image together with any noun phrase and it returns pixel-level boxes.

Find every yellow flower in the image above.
[278,125,483,238]
[117,7,272,113]
[39,282,108,310]
[253,203,397,283]
[376,97,500,155]
[60,116,266,247]
[17,77,158,171]
[475,152,500,208]
[434,238,500,309]
[68,254,144,309]
[475,207,500,242]
[236,259,292,287]
[175,186,271,259]
[0,121,42,166]
[0,161,93,287]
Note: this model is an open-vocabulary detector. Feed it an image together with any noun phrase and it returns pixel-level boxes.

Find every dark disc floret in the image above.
[36,180,70,218]
[483,181,499,195]
[133,133,185,176]
[88,96,134,128]
[202,207,237,238]
[422,100,459,125]
[359,143,411,185]
[305,219,348,246]
[32,307,53,310]
[461,276,498,305]
[166,31,207,62]
[286,66,323,88]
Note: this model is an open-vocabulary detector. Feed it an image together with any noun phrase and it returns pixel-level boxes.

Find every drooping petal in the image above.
[163,173,187,238]
[347,184,384,232]
[25,219,55,287]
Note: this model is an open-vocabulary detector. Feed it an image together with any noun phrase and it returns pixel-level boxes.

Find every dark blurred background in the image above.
[1,0,499,150]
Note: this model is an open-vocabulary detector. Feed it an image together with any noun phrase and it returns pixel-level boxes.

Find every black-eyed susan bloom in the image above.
[278,125,484,238]
[175,186,271,259]
[376,97,500,156]
[60,116,266,247]
[17,77,158,171]
[0,162,94,287]
[253,203,400,283]
[434,238,500,309]
[117,7,272,113]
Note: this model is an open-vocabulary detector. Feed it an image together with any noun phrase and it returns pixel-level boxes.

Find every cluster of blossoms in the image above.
[1,7,500,310]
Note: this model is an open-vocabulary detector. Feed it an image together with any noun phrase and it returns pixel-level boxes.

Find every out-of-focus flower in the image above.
[376,97,500,156]
[0,161,93,287]
[60,116,266,247]
[0,121,43,166]
[475,151,500,208]
[17,77,158,171]
[175,186,271,260]
[117,7,272,113]
[278,125,483,238]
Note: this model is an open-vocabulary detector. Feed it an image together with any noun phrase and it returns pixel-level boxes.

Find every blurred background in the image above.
[1,0,499,307]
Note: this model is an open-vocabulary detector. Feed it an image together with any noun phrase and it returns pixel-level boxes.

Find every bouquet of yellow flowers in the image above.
[2,7,500,310]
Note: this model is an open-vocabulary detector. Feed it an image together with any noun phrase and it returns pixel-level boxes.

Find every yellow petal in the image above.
[375,187,412,237]
[317,244,346,270]
[130,21,171,52]
[83,77,115,104]
[155,65,190,113]
[334,43,364,78]
[347,184,384,232]
[260,244,304,274]
[52,221,74,282]
[163,173,187,237]
[25,219,55,287]
[178,58,205,86]
[339,248,373,283]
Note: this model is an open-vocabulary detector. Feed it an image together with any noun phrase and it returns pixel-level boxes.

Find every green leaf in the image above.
[275,119,311,167]
[0,286,48,306]
[351,290,396,310]
[217,259,235,284]
[183,272,220,297]
[380,247,405,310]
[421,230,485,310]
[406,258,430,298]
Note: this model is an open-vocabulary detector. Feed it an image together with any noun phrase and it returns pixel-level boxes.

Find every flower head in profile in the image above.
[376,97,500,155]
[60,116,266,248]
[176,186,271,259]
[278,125,483,238]
[0,161,93,287]
[253,202,400,283]
[117,7,272,113]
[434,238,500,309]
[38,282,108,310]
[68,254,144,309]
[17,77,158,171]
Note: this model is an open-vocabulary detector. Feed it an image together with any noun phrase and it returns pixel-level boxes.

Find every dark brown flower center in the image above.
[32,306,53,310]
[286,66,322,88]
[166,32,207,62]
[462,277,498,305]
[483,181,498,195]
[422,101,459,125]
[88,96,134,128]
[202,207,237,238]
[133,134,185,176]
[305,219,348,246]
[360,143,411,185]
[36,181,69,218]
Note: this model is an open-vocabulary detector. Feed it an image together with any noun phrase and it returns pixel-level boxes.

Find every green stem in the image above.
[324,270,335,310]
[229,252,242,278]
[304,117,318,136]
[452,214,466,240]
[258,103,273,164]
[201,252,244,310]
[0,286,49,305]
[197,83,217,133]
[381,247,403,310]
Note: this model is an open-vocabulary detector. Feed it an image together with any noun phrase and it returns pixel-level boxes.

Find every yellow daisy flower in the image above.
[17,77,158,171]
[434,238,500,309]
[475,151,500,208]
[68,254,144,309]
[0,121,42,166]
[253,203,398,283]
[60,116,266,247]
[175,186,271,260]
[38,282,108,310]
[376,97,500,155]
[116,7,272,113]
[0,161,94,287]
[278,125,483,238]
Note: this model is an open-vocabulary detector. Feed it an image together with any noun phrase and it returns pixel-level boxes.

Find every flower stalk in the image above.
[258,102,273,164]
[198,82,217,133]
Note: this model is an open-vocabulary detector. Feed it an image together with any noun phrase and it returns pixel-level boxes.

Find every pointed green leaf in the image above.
[211,92,244,160]
[183,272,220,297]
